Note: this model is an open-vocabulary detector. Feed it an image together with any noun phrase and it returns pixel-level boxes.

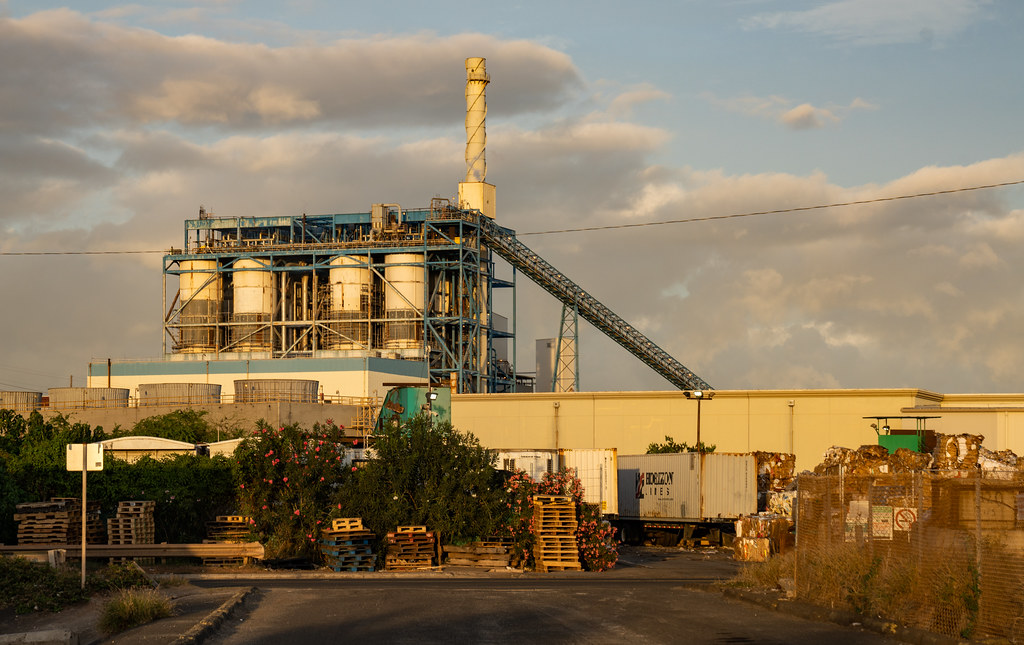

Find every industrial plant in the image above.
[42,57,710,414]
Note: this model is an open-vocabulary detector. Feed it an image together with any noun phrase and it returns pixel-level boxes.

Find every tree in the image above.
[233,420,348,560]
[333,414,503,549]
[646,435,715,454]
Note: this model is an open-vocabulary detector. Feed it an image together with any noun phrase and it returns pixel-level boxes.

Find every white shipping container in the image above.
[559,449,618,515]
[495,450,556,483]
[617,453,756,522]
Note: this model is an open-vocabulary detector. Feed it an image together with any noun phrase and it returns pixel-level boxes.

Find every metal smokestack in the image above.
[464,57,489,183]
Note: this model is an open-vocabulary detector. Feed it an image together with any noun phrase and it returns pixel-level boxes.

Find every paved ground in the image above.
[0,547,908,645]
[205,577,895,645]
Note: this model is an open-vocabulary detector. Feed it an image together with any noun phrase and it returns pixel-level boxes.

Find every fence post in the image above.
[975,473,983,625]
[793,476,800,598]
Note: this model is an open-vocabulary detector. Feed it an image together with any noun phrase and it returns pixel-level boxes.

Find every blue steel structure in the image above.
[163,202,711,394]
[163,200,516,394]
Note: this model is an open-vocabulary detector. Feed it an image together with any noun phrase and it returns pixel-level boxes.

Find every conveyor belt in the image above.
[478,216,712,391]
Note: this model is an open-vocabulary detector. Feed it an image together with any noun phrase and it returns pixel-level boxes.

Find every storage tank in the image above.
[48,387,130,410]
[327,255,370,349]
[0,391,42,413]
[138,383,222,407]
[178,259,221,353]
[234,379,319,403]
[383,253,424,350]
[232,258,275,351]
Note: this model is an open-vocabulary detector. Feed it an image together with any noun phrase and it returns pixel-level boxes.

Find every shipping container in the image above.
[494,450,556,483]
[616,452,756,525]
[559,448,618,515]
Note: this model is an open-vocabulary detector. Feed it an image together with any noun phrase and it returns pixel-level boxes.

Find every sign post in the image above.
[66,443,103,589]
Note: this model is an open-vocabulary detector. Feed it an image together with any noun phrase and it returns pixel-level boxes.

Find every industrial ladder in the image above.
[477,216,712,391]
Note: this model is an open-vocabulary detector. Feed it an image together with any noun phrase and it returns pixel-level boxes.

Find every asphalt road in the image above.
[195,549,897,645]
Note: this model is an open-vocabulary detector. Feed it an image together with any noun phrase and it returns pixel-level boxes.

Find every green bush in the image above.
[0,556,89,614]
[646,435,715,454]
[334,414,503,552]
[234,420,348,560]
[0,409,238,544]
[99,588,172,634]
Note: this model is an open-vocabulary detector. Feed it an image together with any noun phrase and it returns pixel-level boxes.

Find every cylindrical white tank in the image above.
[327,255,370,349]
[0,391,42,413]
[138,383,222,406]
[178,260,221,353]
[232,258,275,351]
[48,387,129,410]
[384,253,424,350]
[233,379,319,404]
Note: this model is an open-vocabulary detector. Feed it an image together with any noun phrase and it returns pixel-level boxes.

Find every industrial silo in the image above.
[234,379,319,403]
[327,255,370,350]
[383,253,424,351]
[232,258,275,352]
[0,391,42,414]
[138,383,222,407]
[178,260,221,353]
[48,387,129,410]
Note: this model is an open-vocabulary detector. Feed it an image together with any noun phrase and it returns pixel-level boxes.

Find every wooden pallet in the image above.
[332,517,365,532]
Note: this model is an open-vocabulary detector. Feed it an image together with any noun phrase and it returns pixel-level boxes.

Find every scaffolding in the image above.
[163,202,514,394]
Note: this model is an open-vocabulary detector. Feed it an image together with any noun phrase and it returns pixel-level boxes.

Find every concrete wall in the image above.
[451,389,1024,471]
[40,401,359,435]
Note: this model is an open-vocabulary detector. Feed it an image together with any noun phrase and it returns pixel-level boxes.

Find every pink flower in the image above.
[294,509,300,515]
[239,484,245,489]
[283,477,288,482]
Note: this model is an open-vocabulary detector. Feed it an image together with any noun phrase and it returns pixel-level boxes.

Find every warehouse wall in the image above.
[451,389,1024,471]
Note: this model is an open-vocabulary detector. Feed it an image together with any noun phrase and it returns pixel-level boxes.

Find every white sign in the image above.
[66,443,104,471]
[893,507,918,531]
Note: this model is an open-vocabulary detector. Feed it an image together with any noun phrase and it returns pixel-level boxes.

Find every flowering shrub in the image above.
[233,420,347,560]
[333,414,503,551]
[499,468,618,571]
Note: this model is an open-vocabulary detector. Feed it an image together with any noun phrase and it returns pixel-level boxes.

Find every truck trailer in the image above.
[615,452,757,543]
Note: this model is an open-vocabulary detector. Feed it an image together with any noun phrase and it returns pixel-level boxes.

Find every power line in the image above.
[0,249,163,256]
[1,178,1021,253]
[518,179,1024,236]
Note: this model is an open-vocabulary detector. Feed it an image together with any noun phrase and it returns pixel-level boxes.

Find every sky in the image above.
[2,0,1024,395]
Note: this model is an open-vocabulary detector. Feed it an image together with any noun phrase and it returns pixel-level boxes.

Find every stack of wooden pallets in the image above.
[14,501,70,545]
[108,500,155,562]
[532,495,581,572]
[385,525,436,571]
[54,497,104,545]
[202,515,251,566]
[443,537,512,569]
[320,518,376,572]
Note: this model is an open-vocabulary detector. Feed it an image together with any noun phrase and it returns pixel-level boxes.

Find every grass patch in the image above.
[99,588,173,634]
[0,555,89,614]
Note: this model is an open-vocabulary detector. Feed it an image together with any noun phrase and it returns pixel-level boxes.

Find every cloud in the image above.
[743,0,993,46]
[3,8,1024,397]
[0,9,581,133]
[701,92,875,129]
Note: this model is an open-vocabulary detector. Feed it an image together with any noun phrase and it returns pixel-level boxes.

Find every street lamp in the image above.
[684,389,714,521]
[683,390,714,452]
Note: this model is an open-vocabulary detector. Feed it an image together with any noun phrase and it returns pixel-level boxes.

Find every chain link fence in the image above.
[795,470,1024,641]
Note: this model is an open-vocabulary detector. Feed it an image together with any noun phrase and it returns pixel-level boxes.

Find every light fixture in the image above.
[426,391,438,401]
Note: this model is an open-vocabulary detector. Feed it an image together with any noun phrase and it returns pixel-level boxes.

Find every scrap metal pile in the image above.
[813,433,1020,476]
